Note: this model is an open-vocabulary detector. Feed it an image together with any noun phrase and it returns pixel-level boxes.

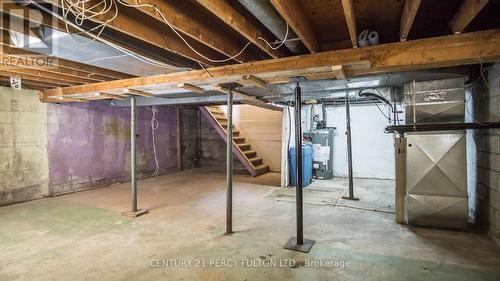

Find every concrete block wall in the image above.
[180,108,200,170]
[47,102,179,195]
[0,87,179,205]
[470,62,500,246]
[0,88,49,206]
[199,113,248,174]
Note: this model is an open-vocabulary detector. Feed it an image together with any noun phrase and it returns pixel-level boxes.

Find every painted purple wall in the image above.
[47,102,178,194]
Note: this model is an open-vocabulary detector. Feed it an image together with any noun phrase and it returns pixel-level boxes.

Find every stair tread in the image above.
[248,157,262,161]
[248,157,263,165]
[243,150,256,154]
[253,164,269,175]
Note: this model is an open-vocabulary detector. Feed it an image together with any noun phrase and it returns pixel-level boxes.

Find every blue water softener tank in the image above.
[289,144,313,187]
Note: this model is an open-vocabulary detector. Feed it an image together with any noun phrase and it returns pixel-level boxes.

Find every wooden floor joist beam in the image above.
[0,70,74,87]
[41,0,229,67]
[449,0,490,34]
[400,0,422,41]
[1,41,133,81]
[196,0,285,58]
[42,29,500,101]
[340,0,358,48]
[270,0,319,53]
[130,0,255,63]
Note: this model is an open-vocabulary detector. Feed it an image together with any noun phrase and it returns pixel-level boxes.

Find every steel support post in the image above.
[121,96,148,218]
[342,92,359,201]
[225,88,233,235]
[284,77,315,253]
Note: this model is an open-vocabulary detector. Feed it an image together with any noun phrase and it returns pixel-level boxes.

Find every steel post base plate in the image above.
[121,209,149,218]
[284,237,315,253]
[341,196,359,201]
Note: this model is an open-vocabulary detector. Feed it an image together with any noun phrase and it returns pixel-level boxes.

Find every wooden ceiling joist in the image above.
[400,0,422,41]
[0,76,63,90]
[41,29,500,101]
[449,0,490,34]
[1,67,100,85]
[130,0,255,63]
[42,0,229,67]
[270,0,319,53]
[0,70,74,87]
[340,0,358,48]
[196,0,284,58]
[1,41,132,81]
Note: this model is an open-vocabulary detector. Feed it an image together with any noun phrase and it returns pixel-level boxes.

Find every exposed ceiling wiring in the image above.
[42,0,289,65]
[32,1,183,70]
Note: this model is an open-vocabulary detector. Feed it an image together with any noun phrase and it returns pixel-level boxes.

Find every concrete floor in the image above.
[271,177,395,213]
[1,170,500,281]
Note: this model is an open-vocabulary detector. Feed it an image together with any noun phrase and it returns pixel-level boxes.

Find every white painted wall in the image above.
[325,104,396,179]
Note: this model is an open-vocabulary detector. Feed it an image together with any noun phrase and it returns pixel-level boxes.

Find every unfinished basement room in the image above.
[1,0,500,280]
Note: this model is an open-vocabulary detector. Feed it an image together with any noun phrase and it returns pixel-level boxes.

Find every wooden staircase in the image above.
[200,106,270,177]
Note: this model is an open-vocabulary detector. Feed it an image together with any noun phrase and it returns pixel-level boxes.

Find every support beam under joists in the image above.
[178,83,205,94]
[340,0,358,48]
[332,65,347,80]
[242,75,267,88]
[129,0,254,63]
[126,89,154,97]
[51,96,89,103]
[96,93,126,100]
[214,85,282,112]
[196,0,285,58]
[42,29,500,101]
[270,0,318,53]
[449,0,490,34]
[400,0,422,41]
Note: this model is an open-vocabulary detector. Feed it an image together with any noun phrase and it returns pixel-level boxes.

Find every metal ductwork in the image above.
[238,0,306,54]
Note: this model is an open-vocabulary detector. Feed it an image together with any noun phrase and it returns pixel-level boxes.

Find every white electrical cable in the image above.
[39,0,289,67]
[36,0,290,69]
[258,22,289,50]
[33,2,180,70]
[115,0,253,63]
[61,0,119,44]
[149,105,160,181]
[58,0,288,63]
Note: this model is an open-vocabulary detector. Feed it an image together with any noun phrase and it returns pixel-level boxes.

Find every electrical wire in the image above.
[49,0,288,64]
[33,2,181,70]
[148,105,160,181]
[61,0,119,44]
[258,23,289,50]
[116,0,252,63]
